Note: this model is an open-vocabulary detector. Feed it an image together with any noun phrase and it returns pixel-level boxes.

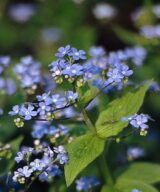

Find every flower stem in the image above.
[99,142,113,187]
[79,105,97,134]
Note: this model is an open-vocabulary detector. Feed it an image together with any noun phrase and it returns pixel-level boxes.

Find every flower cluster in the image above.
[140,25,160,39]
[13,144,68,184]
[0,56,16,95]
[9,90,77,127]
[13,56,41,93]
[89,46,146,91]
[75,176,100,191]
[31,121,68,140]
[8,3,36,23]
[0,56,11,74]
[49,45,86,86]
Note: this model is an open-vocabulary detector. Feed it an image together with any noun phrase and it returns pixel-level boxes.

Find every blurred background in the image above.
[1,0,160,191]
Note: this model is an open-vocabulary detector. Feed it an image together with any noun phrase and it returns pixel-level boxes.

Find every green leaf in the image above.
[95,80,151,138]
[78,87,99,107]
[114,27,159,46]
[101,185,121,192]
[0,136,23,176]
[64,134,105,186]
[115,179,158,192]
[115,162,160,185]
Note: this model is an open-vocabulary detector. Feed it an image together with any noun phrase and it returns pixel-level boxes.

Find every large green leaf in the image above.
[95,81,151,138]
[115,162,160,185]
[101,185,121,192]
[115,179,158,192]
[64,134,105,186]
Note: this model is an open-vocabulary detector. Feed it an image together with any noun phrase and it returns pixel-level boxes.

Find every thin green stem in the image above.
[99,142,113,187]
[78,105,97,134]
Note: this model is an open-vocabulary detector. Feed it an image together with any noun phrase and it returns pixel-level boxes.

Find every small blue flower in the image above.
[66,91,78,102]
[30,159,45,171]
[54,145,66,154]
[20,105,37,120]
[55,45,71,58]
[37,102,51,116]
[15,152,24,163]
[107,68,123,84]
[89,46,105,58]
[127,147,145,160]
[47,164,62,177]
[39,171,49,182]
[119,64,133,77]
[75,176,100,191]
[15,147,34,163]
[14,166,33,179]
[46,94,66,108]
[57,153,68,165]
[36,92,51,102]
[62,64,84,77]
[8,105,20,116]
[129,114,149,130]
[69,48,86,60]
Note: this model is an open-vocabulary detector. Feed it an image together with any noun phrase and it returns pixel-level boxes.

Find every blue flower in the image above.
[75,176,100,191]
[54,145,68,165]
[47,164,62,177]
[49,60,67,77]
[127,147,145,160]
[37,102,51,116]
[119,64,133,77]
[69,48,86,60]
[55,45,71,58]
[15,152,24,163]
[13,56,41,88]
[39,171,49,182]
[30,159,45,171]
[129,114,150,130]
[89,46,105,58]
[13,166,33,182]
[20,105,37,120]
[65,91,78,102]
[45,94,66,108]
[8,105,20,116]
[62,64,84,77]
[54,145,66,154]
[36,92,51,102]
[15,147,34,163]
[106,68,124,84]
[57,153,68,164]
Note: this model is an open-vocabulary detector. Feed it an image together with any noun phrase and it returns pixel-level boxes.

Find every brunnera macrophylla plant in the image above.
[1,45,160,192]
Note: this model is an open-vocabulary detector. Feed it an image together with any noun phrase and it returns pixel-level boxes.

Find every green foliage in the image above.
[95,81,151,138]
[115,162,160,185]
[64,134,105,186]
[115,179,158,192]
[0,136,23,176]
[78,86,99,107]
[114,27,159,47]
[101,185,121,192]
